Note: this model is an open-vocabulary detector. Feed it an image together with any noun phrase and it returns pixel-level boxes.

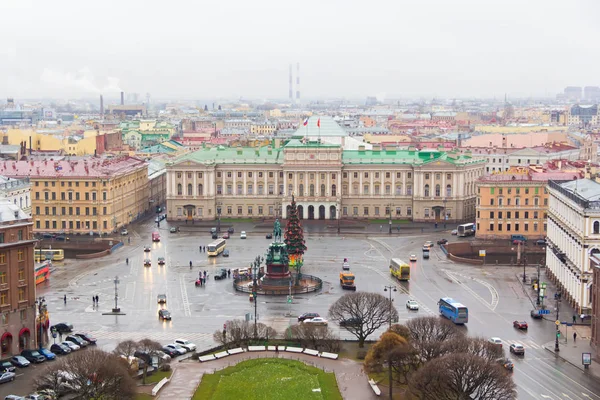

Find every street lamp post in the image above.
[337,207,340,234]
[443,199,447,229]
[388,204,393,234]
[217,203,222,233]
[35,297,46,349]
[555,292,561,352]
[113,275,120,313]
[383,285,397,400]
[252,255,264,340]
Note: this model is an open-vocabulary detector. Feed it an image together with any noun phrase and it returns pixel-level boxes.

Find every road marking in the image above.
[180,274,191,317]
[535,358,600,398]
[562,394,572,399]
[540,396,554,399]
[442,269,499,311]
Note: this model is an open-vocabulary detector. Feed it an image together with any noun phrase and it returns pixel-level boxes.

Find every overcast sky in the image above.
[1,0,598,101]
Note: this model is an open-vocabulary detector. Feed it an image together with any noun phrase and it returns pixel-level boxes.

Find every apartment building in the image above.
[166,142,485,223]
[0,157,148,235]
[0,200,36,356]
[546,179,600,313]
[0,177,31,215]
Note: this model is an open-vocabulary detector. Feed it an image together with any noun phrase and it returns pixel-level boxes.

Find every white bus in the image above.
[207,239,227,256]
[457,223,476,237]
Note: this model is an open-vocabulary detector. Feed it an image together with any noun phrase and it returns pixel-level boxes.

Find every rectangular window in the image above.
[227,185,233,195]
[238,207,243,215]
[343,207,348,216]
[0,272,5,284]
[489,223,494,231]
[424,208,430,218]
[227,206,232,215]
[247,184,253,195]
[0,292,6,306]
[248,206,253,215]
[353,207,358,216]
[524,211,529,219]
[217,185,222,195]
[386,185,391,195]
[258,206,263,215]
[515,223,519,231]
[237,185,243,195]
[17,250,24,261]
[425,173,430,180]
[498,224,503,231]
[490,199,494,206]
[408,172,412,179]
[0,254,4,264]
[237,172,242,178]
[490,188,495,195]
[534,211,538,219]
[498,212,503,219]
[507,223,511,232]
[363,185,369,195]
[490,211,494,219]
[268,185,274,195]
[268,206,273,215]
[375,207,380,215]
[507,211,511,219]
[534,222,538,231]
[18,268,24,281]
[363,207,369,215]
[515,211,520,219]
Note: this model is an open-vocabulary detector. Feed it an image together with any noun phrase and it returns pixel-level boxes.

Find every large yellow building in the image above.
[0,128,113,156]
[0,157,148,234]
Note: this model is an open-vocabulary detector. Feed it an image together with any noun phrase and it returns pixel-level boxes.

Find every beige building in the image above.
[166,142,485,223]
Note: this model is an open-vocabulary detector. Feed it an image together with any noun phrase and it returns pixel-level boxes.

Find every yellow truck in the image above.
[340,271,356,290]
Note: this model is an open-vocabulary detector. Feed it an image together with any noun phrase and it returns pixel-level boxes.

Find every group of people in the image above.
[199,246,207,252]
[92,295,100,307]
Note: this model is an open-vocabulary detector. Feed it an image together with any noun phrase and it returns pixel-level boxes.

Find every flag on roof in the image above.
[317,118,321,128]
[303,118,309,126]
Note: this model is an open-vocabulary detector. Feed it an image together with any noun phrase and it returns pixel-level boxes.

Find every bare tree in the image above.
[328,292,398,347]
[213,319,277,348]
[405,317,464,362]
[452,336,504,362]
[256,323,278,341]
[113,339,138,358]
[409,353,516,400]
[135,339,162,384]
[288,324,340,352]
[389,344,420,385]
[388,324,410,340]
[37,349,136,400]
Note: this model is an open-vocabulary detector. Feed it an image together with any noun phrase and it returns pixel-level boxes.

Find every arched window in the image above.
[594,221,600,234]
[446,185,452,197]
[331,184,337,196]
[396,185,402,195]
[309,184,315,196]
[198,184,203,195]
[187,184,193,196]
[299,184,304,196]
[424,184,430,197]
[534,197,539,206]
[435,184,441,197]
[321,184,326,196]
[515,197,520,206]
[177,184,182,195]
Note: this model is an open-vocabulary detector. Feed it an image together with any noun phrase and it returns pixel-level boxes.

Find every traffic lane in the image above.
[0,358,54,399]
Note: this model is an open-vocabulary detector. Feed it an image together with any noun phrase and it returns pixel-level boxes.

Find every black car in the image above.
[161,346,178,357]
[298,312,320,322]
[0,360,15,373]
[211,233,218,239]
[266,233,273,239]
[50,344,70,355]
[214,269,227,280]
[223,249,230,257]
[52,323,73,334]
[227,227,234,234]
[530,309,543,319]
[65,335,88,347]
[437,239,448,245]
[74,333,97,345]
[339,317,362,326]
[535,239,547,246]
[158,309,172,320]
[20,350,45,364]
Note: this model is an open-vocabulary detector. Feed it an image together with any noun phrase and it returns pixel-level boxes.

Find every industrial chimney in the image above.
[296,62,300,100]
[288,64,293,101]
[120,92,124,105]
[100,95,104,117]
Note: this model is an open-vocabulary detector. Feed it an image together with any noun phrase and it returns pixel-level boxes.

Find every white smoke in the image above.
[376,92,387,102]
[40,67,122,94]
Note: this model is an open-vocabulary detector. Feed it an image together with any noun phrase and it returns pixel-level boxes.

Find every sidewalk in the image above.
[158,352,377,400]
[543,325,600,379]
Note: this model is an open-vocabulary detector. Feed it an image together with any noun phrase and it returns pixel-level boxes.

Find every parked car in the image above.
[50,344,71,355]
[266,233,273,239]
[214,269,228,280]
[4,396,25,400]
[158,257,166,265]
[488,337,503,347]
[20,350,45,364]
[304,317,328,326]
[530,309,543,319]
[157,294,167,304]
[227,227,235,234]
[61,341,80,351]
[144,246,151,252]
[451,229,458,235]
[158,309,172,321]
[210,227,217,234]
[121,229,128,236]
[155,350,171,363]
[339,317,362,327]
[509,343,525,355]
[144,259,151,266]
[174,339,197,352]
[240,231,247,239]
[437,239,448,245]
[406,299,419,310]
[409,254,417,262]
[36,348,55,361]
[0,371,15,384]
[65,335,88,348]
[535,239,547,246]
[513,320,528,330]
[52,343,71,354]
[11,356,30,368]
[0,361,16,373]
[74,333,97,345]
[169,227,178,233]
[222,232,230,239]
[424,241,434,248]
[161,346,178,357]
[512,239,525,245]
[164,344,186,355]
[212,233,218,239]
[298,312,320,322]
[223,249,230,257]
[24,394,48,400]
[52,323,73,334]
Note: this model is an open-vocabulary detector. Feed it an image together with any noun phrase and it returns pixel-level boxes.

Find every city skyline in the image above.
[1,0,599,100]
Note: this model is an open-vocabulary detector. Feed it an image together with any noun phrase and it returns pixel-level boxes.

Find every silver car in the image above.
[0,371,15,383]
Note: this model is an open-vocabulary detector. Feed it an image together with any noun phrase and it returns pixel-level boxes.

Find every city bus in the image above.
[35,261,52,285]
[457,223,476,237]
[438,297,468,324]
[207,238,227,257]
[389,258,410,281]
[34,249,65,262]
[152,231,161,242]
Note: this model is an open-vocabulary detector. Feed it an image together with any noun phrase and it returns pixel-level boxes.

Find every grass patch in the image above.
[193,358,342,400]
[135,394,154,400]
[144,369,173,384]
[369,219,412,225]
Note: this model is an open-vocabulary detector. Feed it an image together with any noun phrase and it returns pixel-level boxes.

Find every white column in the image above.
[370,171,374,196]
[243,173,247,196]
[233,172,236,196]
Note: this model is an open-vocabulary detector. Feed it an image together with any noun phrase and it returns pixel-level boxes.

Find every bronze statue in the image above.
[273,218,282,242]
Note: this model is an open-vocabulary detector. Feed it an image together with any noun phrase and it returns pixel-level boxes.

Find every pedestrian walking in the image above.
[204,270,207,277]
[203,246,206,252]
[128,237,131,244]
[379,225,382,232]
[227,269,231,278]
[574,332,577,342]
[92,296,95,307]
[96,295,99,304]
[199,245,202,252]
[64,295,67,305]
[573,315,577,324]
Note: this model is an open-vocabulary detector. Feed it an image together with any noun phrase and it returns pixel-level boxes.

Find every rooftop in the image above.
[343,148,483,165]
[0,157,147,179]
[0,199,29,224]
[559,179,600,201]
[172,146,282,165]
[292,116,348,138]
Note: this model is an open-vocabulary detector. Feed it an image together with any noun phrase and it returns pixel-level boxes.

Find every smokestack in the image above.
[120,92,124,105]
[100,95,104,117]
[288,64,293,100]
[296,62,300,100]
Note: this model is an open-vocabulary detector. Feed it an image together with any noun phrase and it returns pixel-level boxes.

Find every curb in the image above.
[543,342,600,379]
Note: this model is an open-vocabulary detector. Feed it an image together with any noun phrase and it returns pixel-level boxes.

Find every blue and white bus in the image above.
[438,297,468,324]
[457,223,475,237]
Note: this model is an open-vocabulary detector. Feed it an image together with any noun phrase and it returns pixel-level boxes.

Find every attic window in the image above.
[14,211,18,218]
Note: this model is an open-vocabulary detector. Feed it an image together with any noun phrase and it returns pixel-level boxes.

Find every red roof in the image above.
[0,157,147,179]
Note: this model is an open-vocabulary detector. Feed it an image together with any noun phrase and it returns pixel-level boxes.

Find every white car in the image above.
[406,299,419,310]
[409,254,417,262]
[164,344,187,355]
[62,341,80,351]
[304,317,328,326]
[121,229,128,236]
[174,339,197,352]
[424,241,434,248]
[154,350,172,362]
[451,229,458,235]
[489,337,503,347]
[240,231,247,239]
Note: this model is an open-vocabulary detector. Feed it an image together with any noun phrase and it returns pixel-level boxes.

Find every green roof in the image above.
[342,149,484,165]
[285,139,340,148]
[173,146,282,165]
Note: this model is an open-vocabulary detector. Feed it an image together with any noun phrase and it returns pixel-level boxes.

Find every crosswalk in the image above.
[497,338,544,350]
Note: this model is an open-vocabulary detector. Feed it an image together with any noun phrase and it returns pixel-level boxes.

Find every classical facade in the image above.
[0,177,31,215]
[0,201,36,357]
[546,179,600,314]
[165,142,485,223]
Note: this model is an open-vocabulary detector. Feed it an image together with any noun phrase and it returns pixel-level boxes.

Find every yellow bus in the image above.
[207,239,227,257]
[35,249,65,262]
[390,258,410,281]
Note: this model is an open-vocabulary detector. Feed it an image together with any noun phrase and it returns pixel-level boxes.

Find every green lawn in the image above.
[145,369,173,384]
[135,394,153,400]
[193,358,342,400]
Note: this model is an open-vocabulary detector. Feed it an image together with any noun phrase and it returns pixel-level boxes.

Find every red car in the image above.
[222,232,230,239]
[513,320,528,330]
